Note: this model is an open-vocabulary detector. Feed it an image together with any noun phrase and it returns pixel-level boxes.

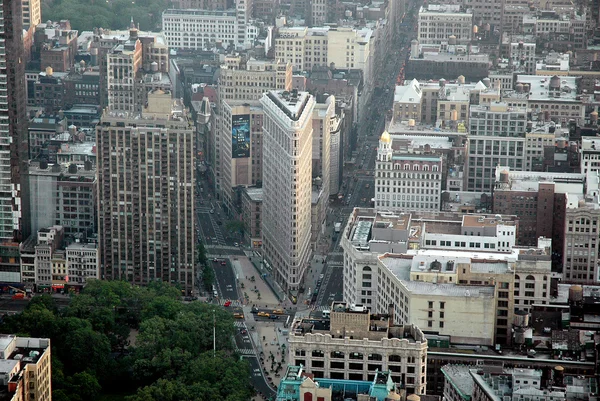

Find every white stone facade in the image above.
[375,132,443,212]
[261,90,315,293]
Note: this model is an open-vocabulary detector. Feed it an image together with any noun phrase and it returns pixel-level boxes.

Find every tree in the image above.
[202,264,215,291]
[141,296,182,321]
[197,241,208,267]
[67,371,102,401]
[225,220,245,237]
[129,352,254,401]
[60,327,111,377]
[26,294,59,314]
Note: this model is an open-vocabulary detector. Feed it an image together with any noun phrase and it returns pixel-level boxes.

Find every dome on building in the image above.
[380,130,391,143]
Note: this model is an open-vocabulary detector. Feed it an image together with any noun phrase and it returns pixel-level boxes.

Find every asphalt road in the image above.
[212,259,239,302]
[247,356,275,398]
[316,263,344,308]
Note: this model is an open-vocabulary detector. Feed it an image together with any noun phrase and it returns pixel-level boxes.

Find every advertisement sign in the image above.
[232,114,250,158]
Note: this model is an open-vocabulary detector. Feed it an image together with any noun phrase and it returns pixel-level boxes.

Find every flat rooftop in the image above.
[463,214,516,228]
[419,4,471,14]
[265,90,312,121]
[244,187,263,202]
[516,75,579,102]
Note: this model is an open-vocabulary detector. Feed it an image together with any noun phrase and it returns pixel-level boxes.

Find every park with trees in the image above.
[41,0,172,32]
[0,280,254,401]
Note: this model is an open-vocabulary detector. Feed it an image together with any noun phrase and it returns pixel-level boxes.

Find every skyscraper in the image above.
[0,0,29,242]
[261,90,315,295]
[21,0,41,29]
[96,90,195,294]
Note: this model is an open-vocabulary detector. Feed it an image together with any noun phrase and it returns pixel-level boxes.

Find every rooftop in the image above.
[265,90,312,121]
[419,4,471,14]
[244,187,263,202]
[28,161,96,179]
[515,75,579,102]
[387,118,468,136]
[441,365,475,399]
[346,209,522,255]
[494,166,589,193]
[415,46,490,64]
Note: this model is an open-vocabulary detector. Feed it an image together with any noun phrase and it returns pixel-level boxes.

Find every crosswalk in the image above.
[313,305,331,312]
[210,217,226,245]
[236,348,256,356]
[234,321,246,328]
[219,299,243,307]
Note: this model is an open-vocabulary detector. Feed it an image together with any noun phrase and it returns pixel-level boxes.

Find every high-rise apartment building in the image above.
[312,95,334,200]
[563,200,600,284]
[107,33,142,113]
[310,96,334,244]
[467,103,527,192]
[219,101,265,212]
[260,90,315,294]
[21,0,40,29]
[212,56,291,201]
[91,25,169,109]
[96,90,195,294]
[274,26,374,91]
[1,0,30,242]
[0,335,52,401]
[28,161,96,237]
[218,56,292,103]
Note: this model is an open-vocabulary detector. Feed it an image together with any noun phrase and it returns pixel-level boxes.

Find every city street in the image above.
[212,258,239,303]
[190,4,420,398]
[310,4,419,310]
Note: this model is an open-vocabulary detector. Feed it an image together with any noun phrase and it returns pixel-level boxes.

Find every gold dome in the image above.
[380,130,391,143]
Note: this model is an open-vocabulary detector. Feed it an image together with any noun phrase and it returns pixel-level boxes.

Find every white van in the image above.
[322,310,330,319]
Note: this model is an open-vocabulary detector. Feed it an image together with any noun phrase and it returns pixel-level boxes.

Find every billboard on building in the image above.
[232,114,250,158]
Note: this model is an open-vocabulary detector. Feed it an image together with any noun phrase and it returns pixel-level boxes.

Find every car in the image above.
[269,315,279,320]
[240,329,247,335]
[233,313,244,319]
[257,312,270,318]
[224,301,232,307]
[234,242,239,247]
[220,261,226,266]
[251,307,259,314]
[272,308,284,315]
[213,258,218,262]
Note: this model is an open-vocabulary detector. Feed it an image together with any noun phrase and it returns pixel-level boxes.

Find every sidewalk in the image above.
[246,252,287,302]
[231,256,279,308]
[253,321,289,393]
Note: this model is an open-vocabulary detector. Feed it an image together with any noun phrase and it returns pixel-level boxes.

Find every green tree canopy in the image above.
[0,280,250,401]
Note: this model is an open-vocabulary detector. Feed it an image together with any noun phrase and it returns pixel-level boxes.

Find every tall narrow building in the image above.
[96,90,195,294]
[1,0,29,243]
[21,0,41,29]
[261,90,315,296]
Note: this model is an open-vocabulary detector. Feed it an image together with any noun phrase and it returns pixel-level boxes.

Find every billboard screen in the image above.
[232,114,250,158]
